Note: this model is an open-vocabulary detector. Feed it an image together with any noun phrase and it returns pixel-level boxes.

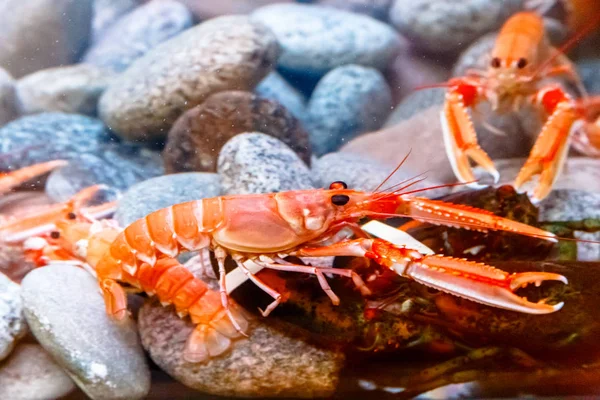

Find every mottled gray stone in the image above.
[255,72,308,123]
[218,133,315,195]
[0,273,26,362]
[0,0,93,78]
[0,344,75,400]
[98,16,279,142]
[0,113,111,173]
[318,0,393,21]
[306,65,392,155]
[383,87,445,128]
[312,152,449,197]
[0,68,19,126]
[45,145,164,202]
[91,0,140,43]
[84,0,194,73]
[21,265,150,400]
[389,0,523,54]
[138,255,344,398]
[16,64,115,116]
[251,3,401,76]
[114,172,221,226]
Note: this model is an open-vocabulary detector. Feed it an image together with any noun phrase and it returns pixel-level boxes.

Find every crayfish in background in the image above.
[438,10,600,202]
[17,162,572,364]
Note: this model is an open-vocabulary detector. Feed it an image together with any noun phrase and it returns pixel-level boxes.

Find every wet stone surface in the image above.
[91,0,141,43]
[251,3,401,76]
[306,64,392,155]
[16,64,116,116]
[98,15,279,142]
[0,0,93,78]
[45,144,164,202]
[218,133,315,195]
[84,0,194,73]
[255,72,309,124]
[0,272,26,362]
[21,265,150,400]
[0,344,75,400]
[114,172,221,227]
[163,90,311,173]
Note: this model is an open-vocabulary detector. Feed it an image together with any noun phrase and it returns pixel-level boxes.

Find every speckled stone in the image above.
[16,64,115,116]
[0,0,93,78]
[218,133,315,195]
[312,152,449,197]
[0,68,19,126]
[138,255,344,398]
[255,72,308,123]
[0,344,75,400]
[251,3,401,76]
[114,172,221,226]
[91,0,140,43]
[98,16,279,142]
[318,0,393,21]
[21,265,150,400]
[0,113,111,172]
[389,0,523,54]
[163,91,311,173]
[45,145,164,202]
[84,0,194,73]
[0,273,26,362]
[306,64,392,155]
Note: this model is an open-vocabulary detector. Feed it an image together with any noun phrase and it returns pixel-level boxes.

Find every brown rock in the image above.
[163,91,311,172]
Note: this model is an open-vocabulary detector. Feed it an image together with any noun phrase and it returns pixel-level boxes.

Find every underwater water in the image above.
[1,0,600,399]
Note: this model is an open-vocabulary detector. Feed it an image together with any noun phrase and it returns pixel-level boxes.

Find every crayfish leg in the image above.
[100,278,128,321]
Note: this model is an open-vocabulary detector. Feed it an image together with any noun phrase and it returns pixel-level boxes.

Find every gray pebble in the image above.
[306,64,392,155]
[91,0,141,43]
[318,0,393,21]
[98,15,279,142]
[0,273,26,362]
[114,172,221,226]
[218,133,315,195]
[0,344,75,400]
[251,3,401,76]
[0,113,111,173]
[255,72,308,124]
[45,145,164,202]
[21,265,150,400]
[0,68,19,126]
[84,0,194,73]
[389,0,523,54]
[16,64,116,116]
[0,0,93,78]
[578,58,600,95]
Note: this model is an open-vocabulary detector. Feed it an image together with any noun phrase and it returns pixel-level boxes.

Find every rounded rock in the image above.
[98,15,279,142]
[0,113,111,172]
[114,172,221,227]
[318,0,393,21]
[251,3,401,76]
[84,0,194,73]
[16,64,116,116]
[45,145,164,202]
[0,272,26,362]
[0,68,19,126]
[164,91,311,173]
[0,344,75,400]
[91,0,141,43]
[389,0,523,54]
[306,64,392,155]
[21,265,150,400]
[255,72,308,124]
[218,133,315,195]
[0,0,93,78]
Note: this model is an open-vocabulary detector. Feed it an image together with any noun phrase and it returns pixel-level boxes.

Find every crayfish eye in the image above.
[329,181,348,190]
[331,194,350,206]
[516,57,527,69]
[490,57,501,68]
[50,231,60,239]
[67,212,77,220]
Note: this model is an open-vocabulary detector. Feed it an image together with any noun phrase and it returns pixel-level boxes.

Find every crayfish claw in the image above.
[509,271,568,291]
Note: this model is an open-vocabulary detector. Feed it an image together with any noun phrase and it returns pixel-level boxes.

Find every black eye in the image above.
[517,58,527,69]
[50,231,60,239]
[67,212,77,220]
[331,194,350,206]
[490,57,501,68]
[329,181,348,190]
